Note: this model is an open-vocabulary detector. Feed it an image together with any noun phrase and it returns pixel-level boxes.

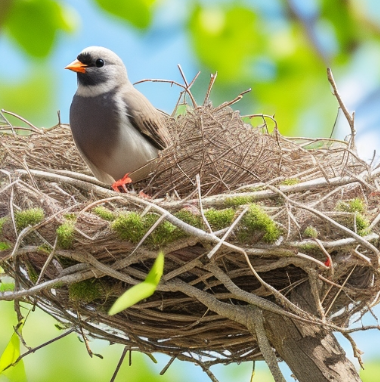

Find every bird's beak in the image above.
[65,59,87,73]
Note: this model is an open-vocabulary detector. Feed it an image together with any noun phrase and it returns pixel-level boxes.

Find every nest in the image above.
[1,85,380,377]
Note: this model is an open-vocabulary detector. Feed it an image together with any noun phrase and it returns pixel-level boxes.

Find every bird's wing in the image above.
[123,86,171,150]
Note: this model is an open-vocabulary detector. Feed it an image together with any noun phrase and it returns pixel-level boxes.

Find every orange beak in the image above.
[65,59,87,73]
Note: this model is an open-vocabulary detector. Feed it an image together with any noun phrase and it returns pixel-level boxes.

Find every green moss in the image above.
[225,195,254,207]
[25,263,38,283]
[15,208,44,230]
[92,206,115,221]
[303,226,318,238]
[299,242,318,251]
[335,198,370,236]
[56,221,75,249]
[37,244,51,254]
[336,198,366,214]
[63,213,77,221]
[141,213,176,246]
[356,214,370,236]
[111,212,145,243]
[336,212,370,237]
[0,217,7,235]
[174,210,203,228]
[238,203,280,243]
[204,208,235,230]
[281,178,300,186]
[0,242,11,251]
[69,279,103,303]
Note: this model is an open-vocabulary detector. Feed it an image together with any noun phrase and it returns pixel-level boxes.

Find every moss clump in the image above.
[0,242,11,251]
[281,178,300,186]
[111,212,145,243]
[0,217,7,235]
[336,198,369,236]
[299,242,318,251]
[56,221,75,249]
[174,210,203,228]
[143,210,203,247]
[225,195,254,207]
[303,226,318,238]
[25,263,38,283]
[336,198,366,214]
[142,213,178,246]
[356,214,370,236]
[93,206,115,221]
[238,203,280,243]
[63,213,77,221]
[37,244,52,254]
[15,208,44,230]
[204,208,235,231]
[69,279,103,303]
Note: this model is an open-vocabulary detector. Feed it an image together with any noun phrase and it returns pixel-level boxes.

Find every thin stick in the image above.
[110,347,129,382]
[327,68,355,149]
[203,72,218,105]
[196,174,213,233]
[36,237,58,284]
[1,109,42,134]
[2,328,75,371]
[214,88,251,111]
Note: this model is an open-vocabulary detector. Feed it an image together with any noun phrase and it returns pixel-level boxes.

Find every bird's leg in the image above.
[112,173,133,192]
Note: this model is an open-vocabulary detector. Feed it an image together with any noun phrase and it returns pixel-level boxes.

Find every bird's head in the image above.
[65,46,129,96]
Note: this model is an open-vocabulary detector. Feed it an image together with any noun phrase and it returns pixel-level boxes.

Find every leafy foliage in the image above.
[4,0,77,58]
[94,0,155,29]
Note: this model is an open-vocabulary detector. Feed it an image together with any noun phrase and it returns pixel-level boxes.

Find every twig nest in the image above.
[0,100,380,367]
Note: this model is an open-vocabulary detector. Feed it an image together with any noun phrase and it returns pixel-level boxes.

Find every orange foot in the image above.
[138,190,151,199]
[112,173,132,192]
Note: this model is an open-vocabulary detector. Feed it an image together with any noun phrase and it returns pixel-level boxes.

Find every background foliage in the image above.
[1,0,380,381]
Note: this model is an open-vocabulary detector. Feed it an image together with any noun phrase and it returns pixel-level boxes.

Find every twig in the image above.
[110,347,129,382]
[1,109,42,134]
[196,174,213,233]
[342,332,364,369]
[2,328,75,371]
[207,206,249,259]
[248,307,286,382]
[203,72,218,105]
[327,68,356,149]
[36,237,58,284]
[214,88,251,111]
[160,355,177,375]
[267,185,380,264]
[325,266,356,315]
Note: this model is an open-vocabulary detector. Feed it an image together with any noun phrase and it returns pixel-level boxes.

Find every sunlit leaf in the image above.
[189,4,261,82]
[94,0,155,29]
[0,321,26,382]
[4,0,78,58]
[108,252,164,315]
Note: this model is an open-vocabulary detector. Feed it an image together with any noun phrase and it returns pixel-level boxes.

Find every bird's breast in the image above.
[69,91,158,182]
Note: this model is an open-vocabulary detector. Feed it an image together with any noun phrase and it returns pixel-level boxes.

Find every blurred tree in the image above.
[2,0,380,134]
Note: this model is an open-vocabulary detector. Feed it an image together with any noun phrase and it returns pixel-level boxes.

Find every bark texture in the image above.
[264,283,361,382]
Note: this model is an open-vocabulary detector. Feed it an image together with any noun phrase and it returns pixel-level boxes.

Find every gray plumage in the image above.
[66,46,171,184]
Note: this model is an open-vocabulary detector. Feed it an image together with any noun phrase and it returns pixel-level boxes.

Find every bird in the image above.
[65,46,171,191]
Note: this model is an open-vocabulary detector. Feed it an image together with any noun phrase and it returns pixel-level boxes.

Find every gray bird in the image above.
[65,46,171,190]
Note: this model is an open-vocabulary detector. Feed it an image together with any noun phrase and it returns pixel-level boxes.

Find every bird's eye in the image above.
[95,59,104,68]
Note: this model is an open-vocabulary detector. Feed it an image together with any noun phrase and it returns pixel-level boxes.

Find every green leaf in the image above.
[189,4,260,82]
[108,252,164,315]
[94,0,155,29]
[0,322,26,382]
[5,0,78,58]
